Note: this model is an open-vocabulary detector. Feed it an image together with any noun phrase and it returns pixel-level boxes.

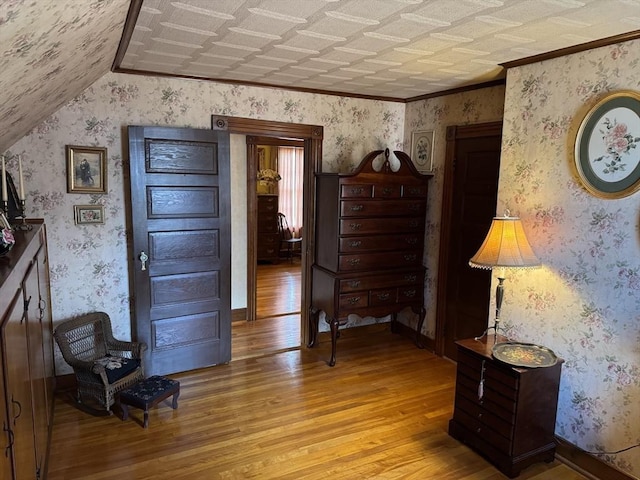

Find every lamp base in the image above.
[474,320,508,343]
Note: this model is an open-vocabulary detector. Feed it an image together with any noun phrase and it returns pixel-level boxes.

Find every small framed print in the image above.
[74,205,104,225]
[66,145,107,194]
[411,130,435,172]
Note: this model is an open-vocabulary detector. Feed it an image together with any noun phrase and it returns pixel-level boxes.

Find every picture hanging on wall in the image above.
[74,205,104,225]
[66,145,107,194]
[411,130,434,173]
[574,91,640,199]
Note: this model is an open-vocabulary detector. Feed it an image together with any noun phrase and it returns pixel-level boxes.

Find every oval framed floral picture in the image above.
[574,91,640,199]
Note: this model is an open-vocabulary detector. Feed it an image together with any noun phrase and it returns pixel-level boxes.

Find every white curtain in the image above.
[277,146,304,236]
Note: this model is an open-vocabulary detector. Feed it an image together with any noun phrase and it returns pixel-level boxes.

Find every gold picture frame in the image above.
[74,205,104,225]
[411,130,434,172]
[574,91,640,199]
[66,145,107,194]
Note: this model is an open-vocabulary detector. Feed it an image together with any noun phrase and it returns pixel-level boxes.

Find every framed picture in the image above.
[574,91,640,199]
[411,130,435,172]
[66,145,107,194]
[74,205,104,225]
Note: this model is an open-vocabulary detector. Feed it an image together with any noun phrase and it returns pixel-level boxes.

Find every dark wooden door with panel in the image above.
[128,126,231,376]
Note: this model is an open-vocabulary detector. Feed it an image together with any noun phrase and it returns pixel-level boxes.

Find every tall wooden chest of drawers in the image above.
[449,337,563,478]
[257,194,279,262]
[309,149,433,366]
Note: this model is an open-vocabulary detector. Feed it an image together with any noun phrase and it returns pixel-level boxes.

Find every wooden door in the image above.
[0,363,12,480]
[2,287,37,480]
[35,241,54,426]
[129,126,231,376]
[436,123,502,360]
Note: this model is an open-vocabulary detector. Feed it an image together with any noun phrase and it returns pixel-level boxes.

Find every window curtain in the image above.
[277,146,304,236]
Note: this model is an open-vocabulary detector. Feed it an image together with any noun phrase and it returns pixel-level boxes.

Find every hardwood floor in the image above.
[47,262,587,480]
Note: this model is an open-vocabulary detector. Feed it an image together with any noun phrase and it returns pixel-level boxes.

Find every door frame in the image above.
[212,116,323,346]
[434,122,503,357]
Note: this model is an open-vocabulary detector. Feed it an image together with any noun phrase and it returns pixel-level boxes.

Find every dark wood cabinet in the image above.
[449,337,563,478]
[257,194,279,262]
[309,149,433,366]
[0,221,54,480]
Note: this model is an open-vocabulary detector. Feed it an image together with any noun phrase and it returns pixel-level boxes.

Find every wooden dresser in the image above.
[449,337,563,478]
[0,221,55,480]
[309,149,433,366]
[257,194,279,263]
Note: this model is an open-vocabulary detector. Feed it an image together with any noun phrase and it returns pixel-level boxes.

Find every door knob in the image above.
[139,251,148,271]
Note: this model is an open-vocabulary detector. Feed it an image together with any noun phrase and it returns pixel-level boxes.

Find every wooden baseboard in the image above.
[232,308,247,322]
[555,436,635,480]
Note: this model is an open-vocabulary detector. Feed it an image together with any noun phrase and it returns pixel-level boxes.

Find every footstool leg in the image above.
[172,391,180,410]
[143,409,149,429]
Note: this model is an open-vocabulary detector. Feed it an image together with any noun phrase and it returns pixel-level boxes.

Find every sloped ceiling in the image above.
[2,0,640,152]
[0,0,131,151]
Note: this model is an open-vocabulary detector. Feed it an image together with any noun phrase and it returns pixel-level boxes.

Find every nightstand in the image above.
[448,336,563,478]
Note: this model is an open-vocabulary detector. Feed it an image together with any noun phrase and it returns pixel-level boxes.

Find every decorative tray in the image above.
[491,342,558,368]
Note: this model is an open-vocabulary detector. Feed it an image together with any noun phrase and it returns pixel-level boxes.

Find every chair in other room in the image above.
[54,311,147,415]
[277,212,302,262]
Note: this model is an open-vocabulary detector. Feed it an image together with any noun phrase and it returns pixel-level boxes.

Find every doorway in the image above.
[435,122,503,360]
[211,116,323,350]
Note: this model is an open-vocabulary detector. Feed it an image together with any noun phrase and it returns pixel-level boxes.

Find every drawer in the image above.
[456,376,516,423]
[258,195,278,212]
[453,408,512,454]
[339,271,423,292]
[398,286,421,302]
[257,244,278,259]
[339,217,425,235]
[373,185,402,198]
[338,251,421,272]
[258,216,278,234]
[402,184,428,198]
[340,184,373,198]
[340,200,426,217]
[259,234,279,248]
[457,361,518,406]
[454,393,514,440]
[457,349,519,392]
[338,292,368,309]
[339,234,421,252]
[369,288,396,306]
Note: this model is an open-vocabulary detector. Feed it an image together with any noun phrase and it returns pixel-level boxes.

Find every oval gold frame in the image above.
[573,90,640,199]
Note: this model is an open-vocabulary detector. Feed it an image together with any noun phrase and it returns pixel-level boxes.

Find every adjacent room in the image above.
[0,1,639,479]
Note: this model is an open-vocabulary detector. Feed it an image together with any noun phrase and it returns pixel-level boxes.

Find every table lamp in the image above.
[469,211,540,342]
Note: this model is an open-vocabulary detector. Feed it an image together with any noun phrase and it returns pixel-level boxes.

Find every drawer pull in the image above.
[478,413,483,419]
[349,240,362,248]
[348,280,361,288]
[382,187,393,195]
[404,274,417,282]
[405,238,418,245]
[408,203,420,212]
[407,187,422,195]
[403,254,417,262]
[350,204,364,212]
[476,427,482,434]
[408,220,419,228]
[403,289,416,298]
[266,205,275,211]
[376,293,390,301]
[350,187,364,195]
[347,296,360,305]
[349,223,362,231]
[348,258,361,267]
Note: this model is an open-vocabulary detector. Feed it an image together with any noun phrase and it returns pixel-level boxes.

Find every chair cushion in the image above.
[93,355,141,384]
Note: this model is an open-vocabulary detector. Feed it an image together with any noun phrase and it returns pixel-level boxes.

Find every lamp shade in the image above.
[469,214,540,269]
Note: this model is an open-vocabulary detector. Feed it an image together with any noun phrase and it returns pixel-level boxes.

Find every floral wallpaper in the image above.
[499,40,640,476]
[403,86,506,338]
[0,0,130,151]
[4,72,405,374]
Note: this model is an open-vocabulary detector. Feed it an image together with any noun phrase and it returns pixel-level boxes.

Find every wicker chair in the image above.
[54,312,147,414]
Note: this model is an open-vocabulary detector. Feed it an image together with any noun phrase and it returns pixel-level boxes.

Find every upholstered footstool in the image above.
[119,375,180,428]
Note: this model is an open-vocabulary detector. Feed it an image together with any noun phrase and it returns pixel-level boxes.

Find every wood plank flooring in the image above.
[46,261,587,480]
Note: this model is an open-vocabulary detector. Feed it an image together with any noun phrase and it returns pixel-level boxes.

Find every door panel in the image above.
[437,123,502,360]
[129,126,231,376]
